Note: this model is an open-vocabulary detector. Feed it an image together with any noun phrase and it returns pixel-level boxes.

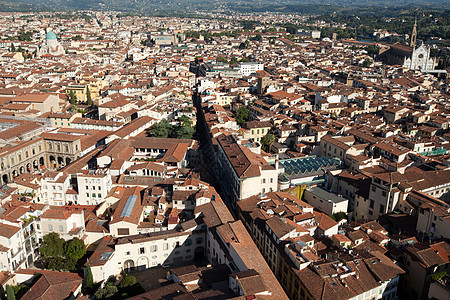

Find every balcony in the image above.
[23,229,36,240]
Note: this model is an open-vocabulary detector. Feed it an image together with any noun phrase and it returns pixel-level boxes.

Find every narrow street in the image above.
[192,90,238,219]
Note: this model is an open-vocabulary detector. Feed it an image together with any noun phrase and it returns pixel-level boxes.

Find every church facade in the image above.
[380,18,435,71]
[403,43,435,71]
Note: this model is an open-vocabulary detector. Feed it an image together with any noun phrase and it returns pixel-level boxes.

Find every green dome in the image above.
[46,31,57,40]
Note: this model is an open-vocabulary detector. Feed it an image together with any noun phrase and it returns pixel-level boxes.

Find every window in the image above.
[152,255,157,259]
[372,186,376,192]
[186,239,192,246]
[48,224,53,231]
[117,228,130,235]
[382,191,387,197]
[86,193,89,198]
[262,178,266,184]
[369,200,374,209]
[126,251,130,256]
[151,245,158,252]
[163,243,168,250]
[196,237,203,244]
[59,225,63,232]
[85,186,89,190]
[379,204,385,214]
[369,210,373,216]
[140,247,145,254]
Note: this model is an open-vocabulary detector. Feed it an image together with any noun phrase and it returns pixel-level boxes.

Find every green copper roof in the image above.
[46,31,57,40]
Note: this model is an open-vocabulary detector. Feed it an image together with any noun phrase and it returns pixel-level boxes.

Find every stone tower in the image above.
[410,17,417,48]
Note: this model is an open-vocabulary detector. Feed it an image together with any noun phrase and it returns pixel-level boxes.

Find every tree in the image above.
[94,285,118,299]
[216,55,228,63]
[260,133,275,153]
[40,234,86,271]
[86,86,93,106]
[39,232,65,259]
[229,56,238,64]
[254,34,262,42]
[178,115,192,127]
[334,212,347,222]
[69,90,77,104]
[360,59,372,67]
[118,275,136,289]
[72,35,83,41]
[238,41,248,49]
[234,106,249,126]
[438,54,449,69]
[431,271,447,282]
[174,125,195,139]
[239,20,258,31]
[6,285,15,300]
[149,119,172,138]
[47,258,65,271]
[364,45,378,55]
[10,43,15,52]
[17,30,32,41]
[84,264,94,293]
[65,238,86,262]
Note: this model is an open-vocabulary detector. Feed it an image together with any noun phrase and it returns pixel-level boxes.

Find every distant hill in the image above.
[2,0,449,13]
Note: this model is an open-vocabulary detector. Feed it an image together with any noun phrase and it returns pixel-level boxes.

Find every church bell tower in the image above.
[410,17,417,48]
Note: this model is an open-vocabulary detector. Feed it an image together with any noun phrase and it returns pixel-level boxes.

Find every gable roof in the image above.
[20,270,82,300]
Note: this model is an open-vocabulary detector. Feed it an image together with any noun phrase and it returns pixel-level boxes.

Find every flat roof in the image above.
[306,186,348,204]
